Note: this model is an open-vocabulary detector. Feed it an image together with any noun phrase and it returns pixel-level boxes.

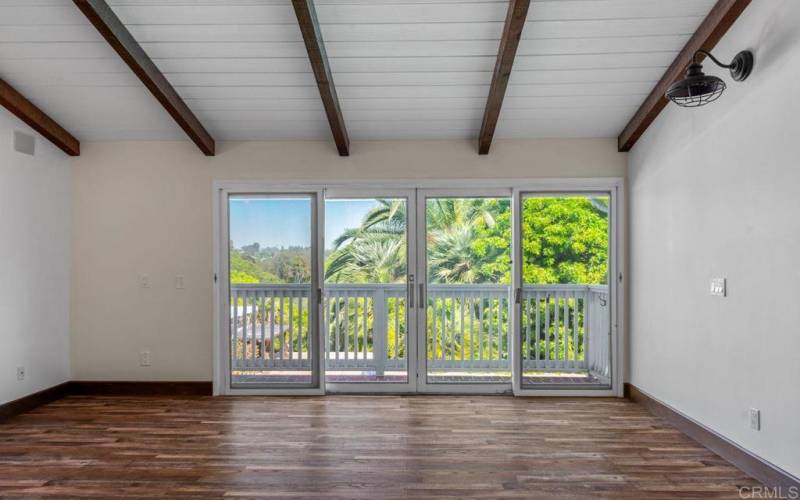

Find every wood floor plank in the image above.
[0,396,760,498]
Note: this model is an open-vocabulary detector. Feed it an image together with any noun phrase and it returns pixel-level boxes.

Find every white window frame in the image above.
[212,178,625,397]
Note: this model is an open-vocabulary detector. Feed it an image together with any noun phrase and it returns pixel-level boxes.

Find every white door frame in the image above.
[511,180,624,397]
[213,182,325,395]
[212,178,625,397]
[323,188,418,394]
[415,188,514,394]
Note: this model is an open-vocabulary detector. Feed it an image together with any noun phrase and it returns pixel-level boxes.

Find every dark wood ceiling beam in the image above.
[292,0,349,156]
[0,79,80,156]
[617,0,751,152]
[73,0,215,156]
[478,0,531,155]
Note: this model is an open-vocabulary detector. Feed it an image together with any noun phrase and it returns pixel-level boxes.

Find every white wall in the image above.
[0,110,71,405]
[628,0,800,479]
[69,138,624,381]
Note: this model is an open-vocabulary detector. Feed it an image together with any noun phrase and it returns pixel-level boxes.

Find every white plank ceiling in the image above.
[0,0,717,143]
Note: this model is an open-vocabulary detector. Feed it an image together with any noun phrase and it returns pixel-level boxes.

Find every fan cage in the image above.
[666,80,726,108]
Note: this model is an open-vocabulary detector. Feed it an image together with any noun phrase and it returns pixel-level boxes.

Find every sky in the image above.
[229,197,386,251]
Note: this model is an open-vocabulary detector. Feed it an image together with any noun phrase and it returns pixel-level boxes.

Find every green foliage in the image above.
[230,197,608,286]
[229,242,307,284]
[519,197,608,284]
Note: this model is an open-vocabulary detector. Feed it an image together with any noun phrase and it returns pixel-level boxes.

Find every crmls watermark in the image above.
[739,486,799,499]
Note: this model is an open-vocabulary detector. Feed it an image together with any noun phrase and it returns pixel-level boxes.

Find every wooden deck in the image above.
[0,395,759,498]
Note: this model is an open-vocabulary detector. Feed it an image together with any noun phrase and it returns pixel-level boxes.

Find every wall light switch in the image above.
[140,274,150,288]
[16,366,25,381]
[175,276,185,289]
[749,408,760,430]
[139,350,151,367]
[710,278,726,296]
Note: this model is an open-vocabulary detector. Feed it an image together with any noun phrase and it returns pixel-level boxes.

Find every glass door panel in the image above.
[227,194,318,388]
[323,194,415,390]
[420,195,512,387]
[518,193,612,389]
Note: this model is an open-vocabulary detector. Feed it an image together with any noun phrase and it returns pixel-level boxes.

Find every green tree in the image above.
[518,197,608,284]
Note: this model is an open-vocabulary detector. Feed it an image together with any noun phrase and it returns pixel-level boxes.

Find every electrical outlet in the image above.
[710,278,726,296]
[139,350,152,367]
[175,276,185,289]
[140,274,151,288]
[749,408,760,430]
[16,366,25,381]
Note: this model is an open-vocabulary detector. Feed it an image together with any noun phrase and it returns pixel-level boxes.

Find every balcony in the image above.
[231,283,610,387]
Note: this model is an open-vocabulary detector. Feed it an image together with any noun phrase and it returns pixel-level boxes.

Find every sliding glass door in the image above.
[514,192,614,392]
[215,183,621,396]
[220,191,323,394]
[416,190,513,393]
[323,190,417,392]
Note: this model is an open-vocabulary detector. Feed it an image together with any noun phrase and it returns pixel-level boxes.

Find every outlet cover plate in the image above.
[749,408,760,430]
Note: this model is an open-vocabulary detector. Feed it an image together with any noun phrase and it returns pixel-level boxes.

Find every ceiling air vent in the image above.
[13,131,35,156]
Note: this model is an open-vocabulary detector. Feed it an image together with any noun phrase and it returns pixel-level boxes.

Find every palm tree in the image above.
[326,238,406,283]
[426,198,507,284]
[325,199,407,283]
[325,197,509,284]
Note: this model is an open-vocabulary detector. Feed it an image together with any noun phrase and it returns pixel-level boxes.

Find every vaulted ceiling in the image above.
[1,0,719,146]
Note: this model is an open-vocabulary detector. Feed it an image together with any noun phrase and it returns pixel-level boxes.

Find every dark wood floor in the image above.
[0,395,758,499]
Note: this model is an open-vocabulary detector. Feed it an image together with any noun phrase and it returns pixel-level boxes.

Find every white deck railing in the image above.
[230,283,610,377]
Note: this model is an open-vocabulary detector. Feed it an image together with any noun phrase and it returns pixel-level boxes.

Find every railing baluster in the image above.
[469,293,475,362]
[394,294,399,361]
[573,291,579,364]
[344,291,350,361]
[562,292,568,364]
[268,290,275,363]
[554,291,561,365]
[363,294,369,363]
[583,290,590,371]
[288,294,294,361]
[353,293,360,361]
[500,296,505,360]
[440,296,446,362]
[460,292,465,361]
[259,293,266,364]
[231,289,238,367]
[278,292,285,361]
[359,294,364,362]
[299,291,304,363]
[449,295,455,362]
[534,292,540,363]
[373,288,386,377]
[488,297,494,362]
[334,292,340,361]
[523,297,529,362]
[544,293,550,367]
[498,296,504,361]
[478,297,484,362]
[244,292,256,366]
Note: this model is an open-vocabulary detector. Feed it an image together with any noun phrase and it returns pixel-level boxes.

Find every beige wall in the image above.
[628,0,800,477]
[70,138,624,380]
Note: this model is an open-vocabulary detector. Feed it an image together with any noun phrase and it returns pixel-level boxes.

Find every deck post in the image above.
[373,288,387,377]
